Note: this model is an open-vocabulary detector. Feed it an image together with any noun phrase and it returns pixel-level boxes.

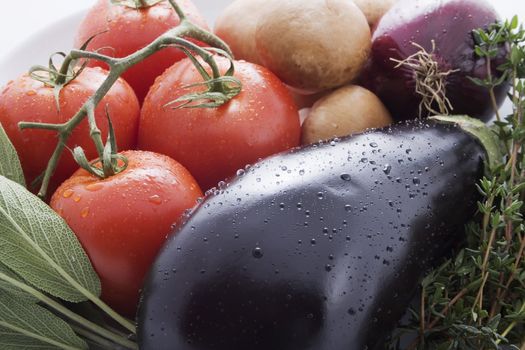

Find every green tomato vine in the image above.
[20,0,241,199]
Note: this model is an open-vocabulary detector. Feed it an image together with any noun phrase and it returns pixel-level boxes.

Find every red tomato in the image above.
[0,67,139,195]
[50,150,203,317]
[138,58,301,190]
[74,0,209,103]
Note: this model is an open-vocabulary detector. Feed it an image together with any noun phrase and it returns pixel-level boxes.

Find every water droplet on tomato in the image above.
[80,207,90,218]
[149,195,162,205]
[62,189,74,198]
[85,183,103,192]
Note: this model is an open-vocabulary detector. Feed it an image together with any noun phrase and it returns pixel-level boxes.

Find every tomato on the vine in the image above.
[0,67,139,194]
[138,57,301,190]
[74,0,209,103]
[50,150,203,317]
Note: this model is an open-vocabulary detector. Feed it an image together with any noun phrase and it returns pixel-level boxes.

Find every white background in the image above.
[0,0,91,53]
[0,0,522,54]
[0,0,522,80]
[0,0,222,54]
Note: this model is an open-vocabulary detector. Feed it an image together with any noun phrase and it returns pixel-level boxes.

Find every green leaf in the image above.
[0,263,36,302]
[0,289,87,349]
[0,327,58,350]
[487,314,502,330]
[436,341,454,350]
[0,175,101,302]
[511,46,522,66]
[0,122,25,187]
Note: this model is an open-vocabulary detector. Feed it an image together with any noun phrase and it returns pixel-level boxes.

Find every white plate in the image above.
[0,0,521,87]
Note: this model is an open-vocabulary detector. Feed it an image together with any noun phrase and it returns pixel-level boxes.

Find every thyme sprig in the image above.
[389,16,525,350]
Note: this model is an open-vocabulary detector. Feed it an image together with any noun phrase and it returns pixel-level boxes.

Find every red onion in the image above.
[361,0,509,121]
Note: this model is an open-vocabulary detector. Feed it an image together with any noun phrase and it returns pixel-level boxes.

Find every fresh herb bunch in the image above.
[389,16,525,350]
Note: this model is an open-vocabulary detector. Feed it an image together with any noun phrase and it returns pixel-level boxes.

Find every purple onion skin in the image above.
[361,0,510,122]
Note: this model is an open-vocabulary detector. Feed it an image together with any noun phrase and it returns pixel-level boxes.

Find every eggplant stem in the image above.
[429,115,504,172]
[391,41,459,117]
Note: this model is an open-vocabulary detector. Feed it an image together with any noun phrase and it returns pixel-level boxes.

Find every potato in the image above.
[255,0,371,91]
[214,0,269,64]
[301,85,392,145]
[352,0,398,27]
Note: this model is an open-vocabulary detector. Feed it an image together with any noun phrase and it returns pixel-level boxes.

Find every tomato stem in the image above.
[167,0,187,21]
[18,1,237,199]
[110,0,165,9]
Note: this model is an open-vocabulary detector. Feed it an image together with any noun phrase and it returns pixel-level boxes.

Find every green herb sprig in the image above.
[389,15,525,350]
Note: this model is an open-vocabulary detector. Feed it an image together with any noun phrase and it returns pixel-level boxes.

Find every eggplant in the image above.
[137,119,486,350]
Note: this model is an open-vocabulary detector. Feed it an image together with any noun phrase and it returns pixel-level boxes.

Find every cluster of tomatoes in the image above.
[0,0,302,317]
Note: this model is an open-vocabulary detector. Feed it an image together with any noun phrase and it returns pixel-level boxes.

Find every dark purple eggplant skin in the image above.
[137,120,485,350]
[361,0,509,122]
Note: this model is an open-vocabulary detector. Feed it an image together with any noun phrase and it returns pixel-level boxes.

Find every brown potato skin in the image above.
[301,85,392,145]
[214,0,269,64]
[255,0,371,91]
[352,0,398,27]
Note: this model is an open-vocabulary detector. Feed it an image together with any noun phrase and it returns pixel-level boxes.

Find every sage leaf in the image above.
[0,327,57,350]
[0,175,101,302]
[0,289,87,350]
[0,263,36,302]
[0,122,25,187]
